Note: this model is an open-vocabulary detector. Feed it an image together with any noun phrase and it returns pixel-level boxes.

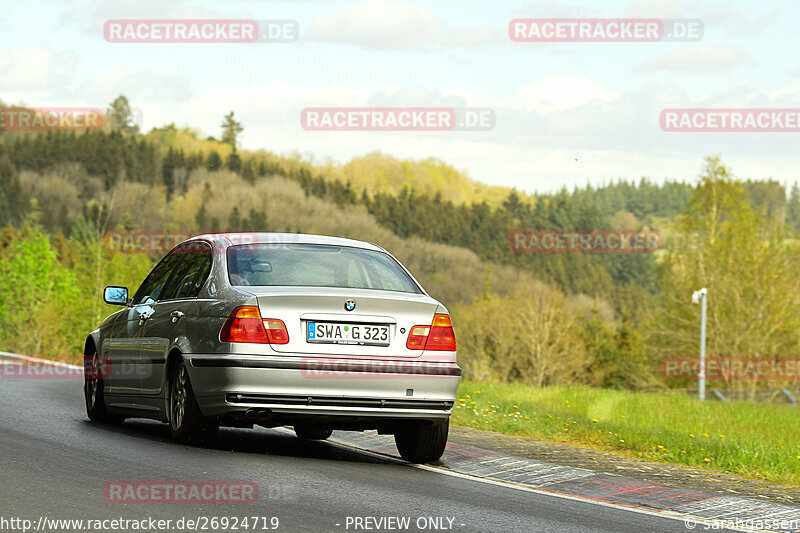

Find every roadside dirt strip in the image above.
[331,429,800,532]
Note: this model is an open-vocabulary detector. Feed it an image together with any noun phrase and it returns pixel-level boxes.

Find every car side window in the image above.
[162,242,212,300]
[132,249,186,305]
[182,254,212,298]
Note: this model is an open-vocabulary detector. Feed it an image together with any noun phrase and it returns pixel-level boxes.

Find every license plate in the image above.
[306,322,390,346]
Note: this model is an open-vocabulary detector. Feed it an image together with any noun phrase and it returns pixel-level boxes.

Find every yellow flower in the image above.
[513,405,519,409]
[592,418,599,423]
[471,401,477,405]
[702,433,709,438]
[620,415,626,419]
[475,391,481,394]
[458,398,466,402]
[488,401,492,404]
[703,457,711,463]
[680,450,687,454]
[466,395,471,399]
[689,434,694,438]
[719,434,725,438]
[547,413,554,419]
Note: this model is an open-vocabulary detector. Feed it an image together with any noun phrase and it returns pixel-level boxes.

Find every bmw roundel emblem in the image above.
[344,299,356,312]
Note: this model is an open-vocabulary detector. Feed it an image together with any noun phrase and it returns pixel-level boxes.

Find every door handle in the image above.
[138,311,153,321]
[170,311,185,323]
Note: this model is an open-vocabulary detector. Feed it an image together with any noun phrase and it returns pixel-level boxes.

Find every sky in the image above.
[1,0,798,194]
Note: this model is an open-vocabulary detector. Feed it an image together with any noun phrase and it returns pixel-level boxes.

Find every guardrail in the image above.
[0,351,82,369]
[683,386,800,406]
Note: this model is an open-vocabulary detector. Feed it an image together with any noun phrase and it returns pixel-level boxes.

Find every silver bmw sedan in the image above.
[84,233,461,463]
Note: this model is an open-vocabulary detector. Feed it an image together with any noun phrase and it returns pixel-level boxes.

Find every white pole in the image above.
[692,288,708,401]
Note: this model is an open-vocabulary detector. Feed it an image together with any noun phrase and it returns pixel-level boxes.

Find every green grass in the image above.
[452,380,800,487]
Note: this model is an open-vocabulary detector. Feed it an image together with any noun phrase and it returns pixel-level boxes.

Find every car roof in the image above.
[190,232,386,252]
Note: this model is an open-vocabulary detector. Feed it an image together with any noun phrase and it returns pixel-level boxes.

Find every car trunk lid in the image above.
[253,287,440,357]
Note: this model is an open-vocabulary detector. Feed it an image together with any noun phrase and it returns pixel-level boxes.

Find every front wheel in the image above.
[394,419,449,464]
[168,360,217,444]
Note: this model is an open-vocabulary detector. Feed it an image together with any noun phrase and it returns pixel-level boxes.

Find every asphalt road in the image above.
[0,377,733,533]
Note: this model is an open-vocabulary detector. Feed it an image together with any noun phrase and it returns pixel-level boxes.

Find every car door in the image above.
[119,248,187,396]
[102,308,144,396]
[139,241,213,396]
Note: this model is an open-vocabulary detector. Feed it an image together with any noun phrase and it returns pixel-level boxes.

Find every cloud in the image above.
[74,68,193,104]
[512,1,602,18]
[623,0,778,35]
[61,0,240,36]
[306,0,498,49]
[634,44,751,73]
[0,47,77,92]
[498,77,618,113]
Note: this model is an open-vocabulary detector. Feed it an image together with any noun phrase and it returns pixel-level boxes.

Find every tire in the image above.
[394,419,449,464]
[84,352,124,424]
[294,424,333,441]
[168,360,217,444]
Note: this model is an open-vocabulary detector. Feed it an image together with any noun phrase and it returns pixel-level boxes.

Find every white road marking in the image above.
[322,434,771,533]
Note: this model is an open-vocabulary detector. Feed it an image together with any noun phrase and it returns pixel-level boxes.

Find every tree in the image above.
[207,151,222,171]
[107,95,139,133]
[787,183,800,232]
[227,149,242,173]
[0,228,80,355]
[648,157,800,396]
[228,207,242,231]
[455,286,592,385]
[221,111,244,148]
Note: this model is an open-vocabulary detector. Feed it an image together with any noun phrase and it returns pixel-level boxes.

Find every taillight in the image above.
[406,313,456,351]
[264,319,289,344]
[220,307,289,344]
[406,326,430,350]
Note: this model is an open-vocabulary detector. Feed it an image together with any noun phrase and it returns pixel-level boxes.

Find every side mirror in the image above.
[104,286,129,305]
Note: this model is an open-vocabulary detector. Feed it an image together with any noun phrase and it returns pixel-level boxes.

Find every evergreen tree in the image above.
[227,149,242,173]
[207,151,222,171]
[220,111,244,148]
[107,95,139,133]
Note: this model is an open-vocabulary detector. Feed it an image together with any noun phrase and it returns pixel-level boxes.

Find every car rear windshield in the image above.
[227,243,422,294]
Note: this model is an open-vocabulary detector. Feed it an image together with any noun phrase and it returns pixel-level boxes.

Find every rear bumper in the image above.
[184,354,461,423]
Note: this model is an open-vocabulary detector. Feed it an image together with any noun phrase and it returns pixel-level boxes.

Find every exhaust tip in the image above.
[256,409,272,420]
[244,408,258,419]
